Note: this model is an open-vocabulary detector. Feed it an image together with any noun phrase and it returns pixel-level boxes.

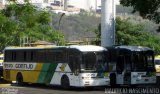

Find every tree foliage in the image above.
[93,17,160,54]
[0,13,18,50]
[92,24,101,45]
[116,17,160,53]
[120,0,160,19]
[0,2,64,50]
[120,0,160,32]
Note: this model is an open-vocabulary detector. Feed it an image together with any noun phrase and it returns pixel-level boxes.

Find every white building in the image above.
[52,0,119,11]
[0,0,46,4]
[67,0,101,11]
[68,0,119,11]
[0,0,51,9]
[0,0,120,12]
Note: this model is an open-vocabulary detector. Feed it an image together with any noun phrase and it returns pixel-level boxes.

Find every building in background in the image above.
[0,0,120,12]
[0,0,5,9]
[0,0,51,9]
[50,0,119,11]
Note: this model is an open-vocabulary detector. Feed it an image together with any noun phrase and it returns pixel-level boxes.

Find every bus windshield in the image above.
[81,51,107,72]
[133,53,154,71]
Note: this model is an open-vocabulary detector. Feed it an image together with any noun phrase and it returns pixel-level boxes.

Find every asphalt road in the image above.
[0,84,105,94]
[0,83,160,94]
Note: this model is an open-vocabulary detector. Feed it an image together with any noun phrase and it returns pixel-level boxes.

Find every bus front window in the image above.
[133,53,154,71]
[145,55,155,72]
[81,52,107,72]
[94,52,108,72]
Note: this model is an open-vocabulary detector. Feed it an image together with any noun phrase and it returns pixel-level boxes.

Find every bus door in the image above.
[116,55,132,85]
[69,56,80,86]
[116,55,125,84]
[123,55,132,85]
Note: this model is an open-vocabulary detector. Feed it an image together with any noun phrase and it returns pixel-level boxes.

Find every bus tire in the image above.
[16,73,24,85]
[61,75,70,89]
[110,74,117,87]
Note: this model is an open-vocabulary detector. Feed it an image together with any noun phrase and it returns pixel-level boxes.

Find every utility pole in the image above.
[63,0,68,11]
[101,0,116,47]
[95,0,97,12]
[58,13,65,31]
[60,0,63,9]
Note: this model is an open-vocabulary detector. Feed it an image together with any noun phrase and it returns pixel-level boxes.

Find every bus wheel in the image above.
[16,73,23,85]
[110,74,117,87]
[61,75,70,89]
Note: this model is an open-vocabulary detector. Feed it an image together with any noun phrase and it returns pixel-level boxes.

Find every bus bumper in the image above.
[79,78,110,87]
[131,76,156,84]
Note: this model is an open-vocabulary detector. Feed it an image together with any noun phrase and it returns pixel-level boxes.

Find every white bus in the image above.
[3,45,110,88]
[107,46,156,86]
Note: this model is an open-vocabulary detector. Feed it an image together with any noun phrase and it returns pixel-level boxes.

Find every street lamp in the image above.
[58,13,65,31]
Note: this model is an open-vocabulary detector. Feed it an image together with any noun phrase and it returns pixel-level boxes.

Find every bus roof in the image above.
[4,45,107,52]
[4,46,65,50]
[114,46,153,52]
[68,45,107,52]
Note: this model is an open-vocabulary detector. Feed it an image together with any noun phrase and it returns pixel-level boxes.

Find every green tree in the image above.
[116,17,160,53]
[120,0,160,32]
[120,0,160,19]
[93,17,160,53]
[0,1,65,50]
[92,24,101,45]
[0,13,18,50]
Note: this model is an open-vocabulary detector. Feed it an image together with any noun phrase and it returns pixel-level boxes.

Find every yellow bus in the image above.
[3,45,110,88]
[155,55,160,84]
[0,54,3,78]
[155,55,160,73]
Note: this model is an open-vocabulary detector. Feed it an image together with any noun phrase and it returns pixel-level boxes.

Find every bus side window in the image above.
[116,56,124,74]
[69,56,79,75]
[12,51,16,61]
[125,56,132,71]
[5,51,12,62]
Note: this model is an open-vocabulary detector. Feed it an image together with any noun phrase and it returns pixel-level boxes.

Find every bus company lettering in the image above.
[4,64,13,69]
[15,64,33,69]
[4,63,34,70]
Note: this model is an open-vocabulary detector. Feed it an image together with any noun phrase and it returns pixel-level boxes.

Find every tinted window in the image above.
[4,48,67,63]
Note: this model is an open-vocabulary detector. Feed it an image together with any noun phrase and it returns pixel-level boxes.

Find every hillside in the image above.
[52,13,100,42]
